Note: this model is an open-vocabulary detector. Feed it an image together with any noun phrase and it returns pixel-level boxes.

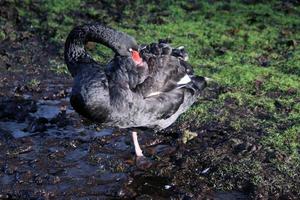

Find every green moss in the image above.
[43,0,81,13]
[90,44,114,64]
[50,60,70,75]
[11,0,300,196]
[211,159,264,190]
[27,79,40,87]
[0,30,5,41]
[262,125,300,161]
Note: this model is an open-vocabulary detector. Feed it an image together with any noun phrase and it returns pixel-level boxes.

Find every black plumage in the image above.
[64,24,206,131]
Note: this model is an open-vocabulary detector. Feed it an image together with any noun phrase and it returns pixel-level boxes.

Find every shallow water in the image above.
[0,121,29,138]
[0,96,250,199]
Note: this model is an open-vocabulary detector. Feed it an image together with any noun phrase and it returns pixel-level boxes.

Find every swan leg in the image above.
[132,131,144,157]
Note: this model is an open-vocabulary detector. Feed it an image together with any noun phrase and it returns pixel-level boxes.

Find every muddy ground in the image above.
[0,31,239,199]
[0,1,300,200]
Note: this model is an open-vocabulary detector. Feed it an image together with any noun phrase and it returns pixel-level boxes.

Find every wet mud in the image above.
[1,1,299,199]
[0,34,248,199]
[0,95,250,199]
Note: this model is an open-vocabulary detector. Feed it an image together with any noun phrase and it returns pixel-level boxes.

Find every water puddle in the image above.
[0,96,251,199]
[0,121,32,138]
[32,99,73,120]
[92,128,114,138]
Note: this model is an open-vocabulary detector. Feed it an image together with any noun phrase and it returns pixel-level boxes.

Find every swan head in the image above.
[114,34,139,57]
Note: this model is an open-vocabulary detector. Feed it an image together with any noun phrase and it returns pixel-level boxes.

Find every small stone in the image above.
[182,130,198,144]
[164,185,172,189]
[201,167,210,174]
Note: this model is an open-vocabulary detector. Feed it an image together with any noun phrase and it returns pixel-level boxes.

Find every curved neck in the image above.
[64,24,137,77]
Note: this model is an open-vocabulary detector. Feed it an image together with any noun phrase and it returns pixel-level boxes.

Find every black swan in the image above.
[64,24,207,157]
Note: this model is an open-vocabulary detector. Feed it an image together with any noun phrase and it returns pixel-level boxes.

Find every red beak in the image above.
[131,50,143,65]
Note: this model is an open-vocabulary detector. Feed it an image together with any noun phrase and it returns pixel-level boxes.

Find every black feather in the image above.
[64,24,207,130]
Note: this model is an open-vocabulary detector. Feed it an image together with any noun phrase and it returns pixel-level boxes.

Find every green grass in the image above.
[27,78,40,88]
[11,0,300,196]
[50,60,70,75]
